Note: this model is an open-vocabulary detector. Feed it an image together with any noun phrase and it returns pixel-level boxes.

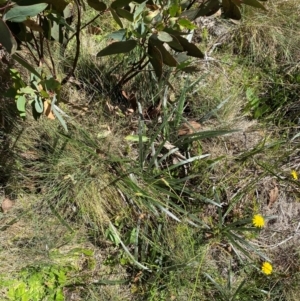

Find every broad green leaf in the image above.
[176,36,204,58]
[43,76,61,92]
[50,18,62,42]
[63,3,73,19]
[178,18,197,30]
[167,35,184,51]
[143,10,160,24]
[180,0,220,20]
[116,8,133,22]
[87,0,107,11]
[175,52,189,63]
[47,12,73,46]
[196,0,220,18]
[157,31,173,42]
[135,20,146,37]
[222,0,241,20]
[16,95,26,112]
[3,3,48,22]
[148,43,163,80]
[108,29,127,41]
[34,94,44,113]
[179,9,198,20]
[111,0,131,9]
[97,40,137,56]
[149,36,177,67]
[15,0,68,12]
[156,45,177,67]
[163,27,189,36]
[133,2,146,21]
[0,19,18,54]
[110,8,123,28]
[169,4,181,17]
[243,0,267,10]
[47,13,74,32]
[19,86,36,95]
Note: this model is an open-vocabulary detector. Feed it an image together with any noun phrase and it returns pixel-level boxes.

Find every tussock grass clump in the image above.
[229,0,300,120]
[235,0,300,68]
[9,117,127,229]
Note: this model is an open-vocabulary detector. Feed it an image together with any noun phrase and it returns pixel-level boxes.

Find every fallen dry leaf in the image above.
[44,100,55,120]
[23,19,43,32]
[1,198,14,213]
[178,120,201,136]
[145,103,162,119]
[268,186,279,208]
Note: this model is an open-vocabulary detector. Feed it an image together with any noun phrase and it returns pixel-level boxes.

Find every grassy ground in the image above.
[1,0,300,300]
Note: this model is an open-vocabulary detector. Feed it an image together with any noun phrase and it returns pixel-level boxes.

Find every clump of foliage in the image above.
[0,0,267,128]
[4,1,300,301]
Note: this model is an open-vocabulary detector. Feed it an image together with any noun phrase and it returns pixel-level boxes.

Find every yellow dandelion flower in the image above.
[262,262,273,275]
[252,214,265,228]
[291,170,298,180]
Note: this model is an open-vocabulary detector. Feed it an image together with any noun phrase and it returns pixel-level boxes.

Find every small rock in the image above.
[1,198,14,213]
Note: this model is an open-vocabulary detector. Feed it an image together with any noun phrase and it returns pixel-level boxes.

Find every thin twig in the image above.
[66,11,105,44]
[61,0,81,85]
[38,16,44,66]
[117,54,148,86]
[30,29,41,62]
[0,2,13,12]
[22,42,39,65]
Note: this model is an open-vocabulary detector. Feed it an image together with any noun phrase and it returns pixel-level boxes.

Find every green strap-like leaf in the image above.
[176,35,204,58]
[0,19,18,54]
[87,0,107,11]
[222,0,241,20]
[110,8,123,28]
[166,35,184,51]
[148,43,163,80]
[111,0,131,9]
[243,0,267,10]
[12,54,42,79]
[16,95,26,113]
[3,3,49,22]
[107,29,127,41]
[97,40,137,56]
[180,0,220,20]
[116,8,133,22]
[157,31,173,43]
[149,36,177,67]
[15,0,68,12]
